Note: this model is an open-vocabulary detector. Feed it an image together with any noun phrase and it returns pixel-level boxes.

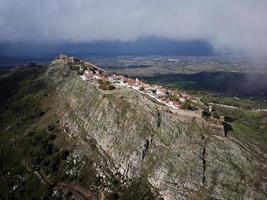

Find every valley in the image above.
[1,1,267,199]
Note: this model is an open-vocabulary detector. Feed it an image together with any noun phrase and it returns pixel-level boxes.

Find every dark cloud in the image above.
[0,0,267,56]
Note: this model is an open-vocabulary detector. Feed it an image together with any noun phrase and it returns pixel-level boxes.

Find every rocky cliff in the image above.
[40,56,267,200]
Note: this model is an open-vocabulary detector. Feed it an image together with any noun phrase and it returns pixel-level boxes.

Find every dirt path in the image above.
[56,182,97,200]
[25,160,97,200]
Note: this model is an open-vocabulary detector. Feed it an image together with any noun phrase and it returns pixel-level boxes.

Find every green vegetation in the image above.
[170,95,196,110]
[0,67,157,199]
[213,106,267,152]
[23,129,70,175]
[0,67,106,199]
[98,79,116,90]
[142,75,267,153]
[120,178,154,200]
[170,94,179,102]
[141,71,267,100]
[0,67,55,199]
[180,100,192,110]
[199,93,267,110]
[2,62,266,199]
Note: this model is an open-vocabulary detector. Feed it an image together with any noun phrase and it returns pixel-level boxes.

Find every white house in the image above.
[80,75,86,81]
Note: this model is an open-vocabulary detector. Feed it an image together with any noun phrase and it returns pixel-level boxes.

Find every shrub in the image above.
[121,178,154,200]
[170,95,179,102]
[98,80,116,90]
[47,124,55,132]
[202,110,211,118]
[106,84,116,90]
[49,153,61,173]
[139,86,145,91]
[181,100,192,110]
[49,134,57,141]
[60,150,70,160]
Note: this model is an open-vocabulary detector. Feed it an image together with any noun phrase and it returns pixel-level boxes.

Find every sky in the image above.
[0,0,267,58]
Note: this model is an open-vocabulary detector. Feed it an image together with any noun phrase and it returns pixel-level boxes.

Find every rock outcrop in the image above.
[46,55,267,199]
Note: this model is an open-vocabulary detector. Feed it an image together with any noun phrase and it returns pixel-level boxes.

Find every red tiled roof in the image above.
[127,79,135,85]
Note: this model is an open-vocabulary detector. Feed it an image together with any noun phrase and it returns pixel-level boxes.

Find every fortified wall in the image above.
[168,107,226,137]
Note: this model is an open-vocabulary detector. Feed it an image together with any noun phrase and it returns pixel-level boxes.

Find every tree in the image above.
[98,80,116,90]
[181,100,192,110]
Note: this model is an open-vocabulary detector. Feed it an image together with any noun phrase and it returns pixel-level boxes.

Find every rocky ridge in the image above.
[45,55,267,199]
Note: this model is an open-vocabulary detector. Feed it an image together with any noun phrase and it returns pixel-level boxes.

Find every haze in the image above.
[1,0,267,58]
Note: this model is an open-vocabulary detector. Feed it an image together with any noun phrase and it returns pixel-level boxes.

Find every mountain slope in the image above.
[0,56,266,199]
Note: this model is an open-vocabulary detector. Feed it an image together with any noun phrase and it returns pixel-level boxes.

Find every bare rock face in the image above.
[46,58,267,199]
[45,59,71,84]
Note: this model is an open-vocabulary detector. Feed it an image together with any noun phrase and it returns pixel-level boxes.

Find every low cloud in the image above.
[0,0,267,56]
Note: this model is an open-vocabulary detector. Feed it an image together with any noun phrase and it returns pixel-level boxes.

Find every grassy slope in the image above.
[141,79,267,153]
[190,92,267,153]
[0,67,101,199]
[213,106,267,152]
[0,67,53,199]
[0,67,80,199]
[0,67,156,200]
[197,90,267,152]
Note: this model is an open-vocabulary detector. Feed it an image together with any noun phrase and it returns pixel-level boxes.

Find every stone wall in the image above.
[168,107,226,137]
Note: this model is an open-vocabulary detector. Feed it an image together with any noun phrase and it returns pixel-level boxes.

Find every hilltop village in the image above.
[54,54,226,136]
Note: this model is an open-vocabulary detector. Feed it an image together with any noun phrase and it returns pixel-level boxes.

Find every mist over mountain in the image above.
[1,1,267,199]
[0,38,213,61]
